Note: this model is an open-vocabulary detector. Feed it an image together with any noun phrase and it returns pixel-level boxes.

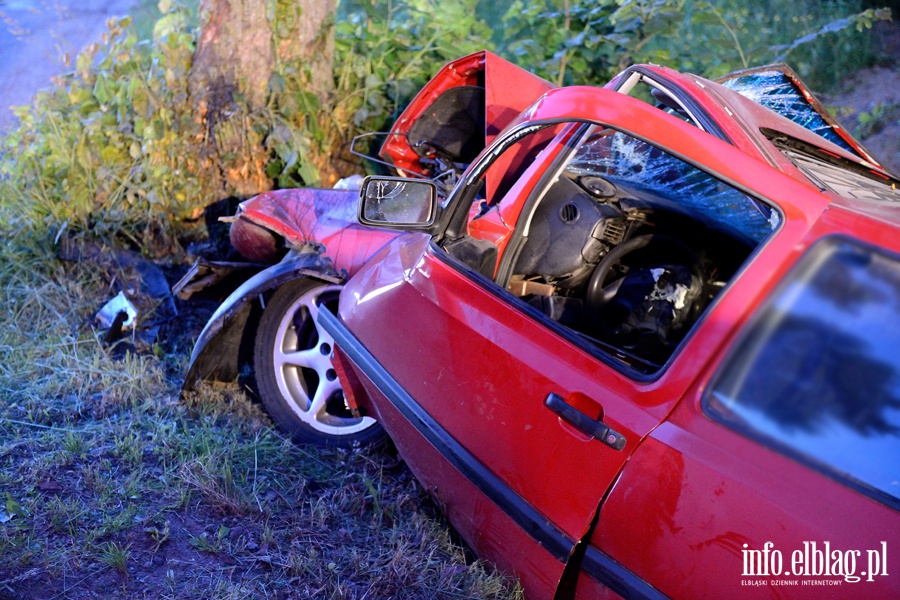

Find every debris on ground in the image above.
[171,259,267,301]
[59,238,178,350]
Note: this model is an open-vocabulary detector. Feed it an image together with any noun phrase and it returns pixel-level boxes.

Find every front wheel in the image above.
[253,278,383,447]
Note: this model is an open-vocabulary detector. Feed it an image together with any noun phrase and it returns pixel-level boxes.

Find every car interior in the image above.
[504,134,774,371]
[487,128,778,373]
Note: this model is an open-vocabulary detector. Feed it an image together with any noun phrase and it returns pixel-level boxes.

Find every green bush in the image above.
[649,1,892,88]
[493,0,890,88]
[0,8,200,254]
[0,0,494,254]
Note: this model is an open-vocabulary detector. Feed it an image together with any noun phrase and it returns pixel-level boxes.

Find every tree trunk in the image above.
[276,0,337,108]
[190,0,273,114]
[188,0,338,197]
[273,0,339,186]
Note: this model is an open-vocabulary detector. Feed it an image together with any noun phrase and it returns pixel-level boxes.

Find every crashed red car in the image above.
[186,52,900,598]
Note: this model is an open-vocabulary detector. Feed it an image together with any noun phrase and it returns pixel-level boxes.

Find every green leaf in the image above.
[92,75,112,105]
[142,119,164,141]
[265,159,284,178]
[5,494,27,519]
[297,91,320,113]
[692,11,721,26]
[297,160,319,187]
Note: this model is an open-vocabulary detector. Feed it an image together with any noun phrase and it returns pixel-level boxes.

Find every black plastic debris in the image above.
[59,238,178,350]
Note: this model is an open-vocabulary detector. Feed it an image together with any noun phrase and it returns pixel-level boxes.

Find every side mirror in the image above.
[358,176,440,231]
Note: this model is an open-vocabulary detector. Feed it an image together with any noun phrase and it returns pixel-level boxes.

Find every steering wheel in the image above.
[585,234,705,313]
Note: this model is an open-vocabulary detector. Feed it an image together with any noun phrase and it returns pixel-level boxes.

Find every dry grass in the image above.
[0,231,522,599]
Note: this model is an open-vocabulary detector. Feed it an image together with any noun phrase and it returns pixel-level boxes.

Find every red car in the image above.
[186,52,900,598]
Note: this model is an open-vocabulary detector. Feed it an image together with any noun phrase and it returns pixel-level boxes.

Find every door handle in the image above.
[545,393,627,450]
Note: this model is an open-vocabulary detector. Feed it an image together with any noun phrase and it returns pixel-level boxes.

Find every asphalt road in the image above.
[0,0,139,129]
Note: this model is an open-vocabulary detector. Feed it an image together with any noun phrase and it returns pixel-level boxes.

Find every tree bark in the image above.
[273,0,339,185]
[276,0,337,108]
[187,0,338,197]
[190,0,274,114]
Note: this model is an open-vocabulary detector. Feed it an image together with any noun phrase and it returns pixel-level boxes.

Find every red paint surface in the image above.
[590,208,900,598]
[335,345,565,598]
[379,50,555,175]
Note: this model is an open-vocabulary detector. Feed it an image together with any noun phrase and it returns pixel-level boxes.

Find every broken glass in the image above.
[720,70,857,156]
[568,132,777,243]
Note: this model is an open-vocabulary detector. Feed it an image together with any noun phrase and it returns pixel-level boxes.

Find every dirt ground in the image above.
[823,21,900,174]
[826,65,900,173]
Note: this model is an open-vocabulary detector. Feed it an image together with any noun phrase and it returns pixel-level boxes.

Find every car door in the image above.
[332,123,650,596]
[333,240,663,597]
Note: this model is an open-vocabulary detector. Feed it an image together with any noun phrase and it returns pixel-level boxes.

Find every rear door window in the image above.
[705,238,900,508]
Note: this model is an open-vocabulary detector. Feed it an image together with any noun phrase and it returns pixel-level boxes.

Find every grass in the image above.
[0,231,521,599]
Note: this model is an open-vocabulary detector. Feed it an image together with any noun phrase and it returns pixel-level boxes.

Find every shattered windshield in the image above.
[567,131,778,242]
[720,70,859,157]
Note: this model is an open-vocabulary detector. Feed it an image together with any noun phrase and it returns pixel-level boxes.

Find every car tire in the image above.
[253,278,383,447]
